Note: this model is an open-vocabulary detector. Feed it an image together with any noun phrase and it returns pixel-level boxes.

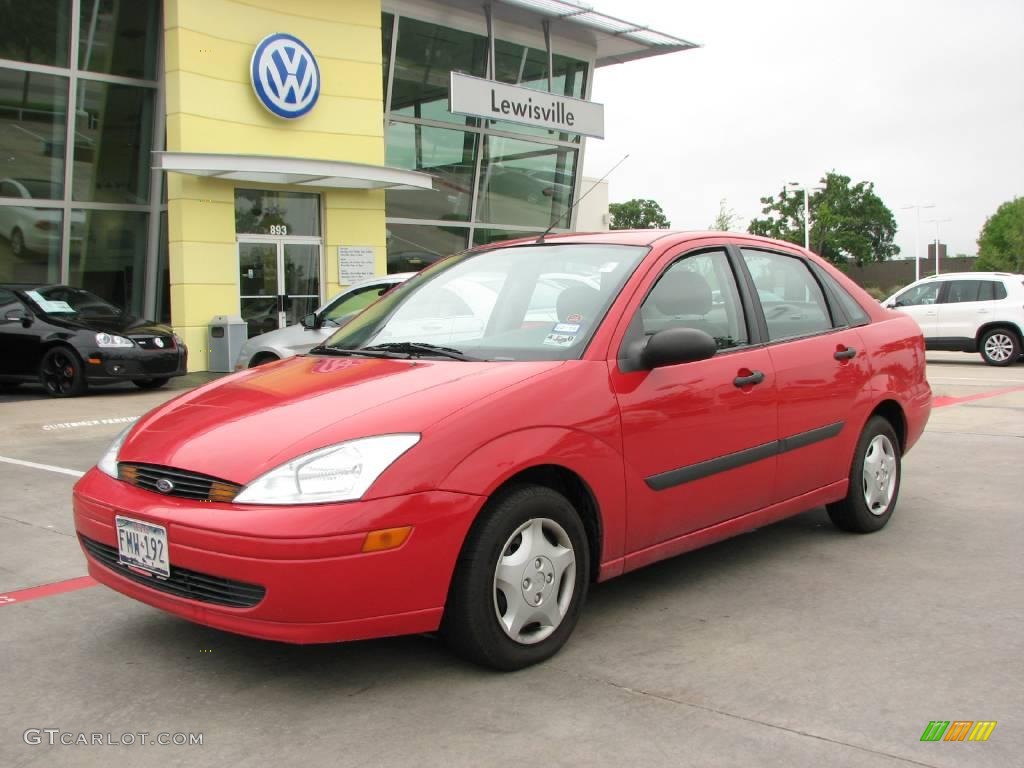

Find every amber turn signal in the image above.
[362,526,412,553]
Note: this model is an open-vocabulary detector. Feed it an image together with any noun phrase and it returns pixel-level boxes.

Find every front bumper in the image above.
[72,468,483,643]
[83,345,187,382]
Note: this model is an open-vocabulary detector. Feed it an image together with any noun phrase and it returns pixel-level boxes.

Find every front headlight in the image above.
[97,426,132,478]
[233,434,420,505]
[96,332,133,348]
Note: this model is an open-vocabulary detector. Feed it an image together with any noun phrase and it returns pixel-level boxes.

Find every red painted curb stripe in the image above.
[933,384,1024,409]
[0,575,97,607]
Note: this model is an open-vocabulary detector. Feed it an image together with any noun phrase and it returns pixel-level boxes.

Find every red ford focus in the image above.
[73,232,931,670]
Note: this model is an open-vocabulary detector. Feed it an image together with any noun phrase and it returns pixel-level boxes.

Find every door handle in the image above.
[734,370,765,387]
[834,346,857,361]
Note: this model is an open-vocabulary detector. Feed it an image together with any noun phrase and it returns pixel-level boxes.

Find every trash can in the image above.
[208,315,248,372]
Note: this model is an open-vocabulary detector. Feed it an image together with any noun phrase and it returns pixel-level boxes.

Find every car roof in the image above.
[916,271,1017,280]
[479,229,807,250]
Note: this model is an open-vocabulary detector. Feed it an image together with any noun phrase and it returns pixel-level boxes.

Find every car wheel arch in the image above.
[866,399,907,455]
[975,321,1023,347]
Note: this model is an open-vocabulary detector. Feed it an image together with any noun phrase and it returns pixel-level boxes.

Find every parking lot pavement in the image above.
[1,359,1021,768]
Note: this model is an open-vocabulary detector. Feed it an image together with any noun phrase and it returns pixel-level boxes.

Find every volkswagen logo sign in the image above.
[250,33,320,119]
[155,478,175,494]
[154,337,164,348]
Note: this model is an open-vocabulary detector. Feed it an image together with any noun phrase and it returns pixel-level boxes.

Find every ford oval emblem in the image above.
[156,478,174,494]
[250,33,320,119]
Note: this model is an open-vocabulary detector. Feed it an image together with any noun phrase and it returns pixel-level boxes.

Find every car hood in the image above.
[120,354,562,484]
[45,313,173,336]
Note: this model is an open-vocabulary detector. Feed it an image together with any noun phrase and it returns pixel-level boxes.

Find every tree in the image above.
[710,198,742,231]
[748,172,899,266]
[974,197,1024,273]
[609,199,670,230]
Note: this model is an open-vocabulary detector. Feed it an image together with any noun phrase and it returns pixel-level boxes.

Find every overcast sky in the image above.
[582,0,1024,258]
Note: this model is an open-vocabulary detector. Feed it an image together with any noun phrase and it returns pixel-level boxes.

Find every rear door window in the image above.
[740,249,832,340]
[942,280,981,303]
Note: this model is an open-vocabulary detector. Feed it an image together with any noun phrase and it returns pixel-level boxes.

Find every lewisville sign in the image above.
[448,72,605,139]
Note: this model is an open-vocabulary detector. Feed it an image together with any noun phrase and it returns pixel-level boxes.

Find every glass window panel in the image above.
[488,42,587,141]
[391,17,486,125]
[385,122,477,221]
[0,0,71,67]
[234,189,320,236]
[473,228,540,246]
[943,280,981,303]
[0,206,62,283]
[78,0,159,80]
[69,209,148,316]
[0,68,68,198]
[382,12,394,109]
[72,81,154,204]
[476,135,576,228]
[386,223,467,274]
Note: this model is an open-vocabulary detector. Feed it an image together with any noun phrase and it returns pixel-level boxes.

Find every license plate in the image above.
[115,516,169,578]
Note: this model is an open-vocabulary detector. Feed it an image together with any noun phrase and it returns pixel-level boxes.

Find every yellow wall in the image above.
[164,0,386,369]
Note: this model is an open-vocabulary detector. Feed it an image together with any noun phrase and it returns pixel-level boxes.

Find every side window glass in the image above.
[323,284,390,324]
[0,289,20,316]
[740,249,832,340]
[896,282,940,307]
[814,268,869,326]
[943,280,980,304]
[638,249,748,350]
[993,281,1007,300]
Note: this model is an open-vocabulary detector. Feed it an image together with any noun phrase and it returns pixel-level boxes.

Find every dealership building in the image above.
[0,0,694,369]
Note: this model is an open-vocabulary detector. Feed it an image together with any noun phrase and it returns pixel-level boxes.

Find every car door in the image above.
[610,245,779,552]
[738,248,874,503]
[933,279,985,344]
[0,290,43,377]
[889,281,940,338]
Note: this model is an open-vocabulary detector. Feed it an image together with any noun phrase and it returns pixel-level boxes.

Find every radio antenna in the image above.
[536,153,630,243]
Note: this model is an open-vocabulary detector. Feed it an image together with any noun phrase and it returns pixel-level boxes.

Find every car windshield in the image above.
[25,286,122,317]
[319,243,647,361]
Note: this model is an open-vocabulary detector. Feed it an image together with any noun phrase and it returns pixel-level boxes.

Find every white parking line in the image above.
[0,456,85,478]
[928,377,1024,385]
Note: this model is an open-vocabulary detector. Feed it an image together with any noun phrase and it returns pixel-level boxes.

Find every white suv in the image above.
[882,272,1024,366]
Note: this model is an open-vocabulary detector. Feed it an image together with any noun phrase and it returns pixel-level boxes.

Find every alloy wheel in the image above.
[983,333,1014,363]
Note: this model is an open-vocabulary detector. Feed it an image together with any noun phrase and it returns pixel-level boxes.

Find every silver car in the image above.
[233,273,414,369]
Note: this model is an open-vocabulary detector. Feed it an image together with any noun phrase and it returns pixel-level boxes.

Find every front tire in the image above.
[39,346,87,397]
[442,484,590,670]
[979,328,1020,367]
[827,416,901,533]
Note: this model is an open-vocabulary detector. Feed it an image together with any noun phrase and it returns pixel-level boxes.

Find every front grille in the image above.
[80,535,266,608]
[131,335,176,350]
[118,463,242,503]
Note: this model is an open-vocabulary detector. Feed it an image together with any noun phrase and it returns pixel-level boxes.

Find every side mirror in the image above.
[300,312,321,330]
[4,309,32,327]
[622,327,717,372]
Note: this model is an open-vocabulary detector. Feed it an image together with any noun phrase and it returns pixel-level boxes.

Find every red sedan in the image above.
[73,231,931,670]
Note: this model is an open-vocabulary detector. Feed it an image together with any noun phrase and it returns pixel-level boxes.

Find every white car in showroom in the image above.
[0,178,86,256]
[882,271,1024,365]
[234,273,414,369]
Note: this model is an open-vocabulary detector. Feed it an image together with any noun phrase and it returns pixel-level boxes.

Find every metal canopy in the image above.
[494,0,699,66]
[154,152,435,191]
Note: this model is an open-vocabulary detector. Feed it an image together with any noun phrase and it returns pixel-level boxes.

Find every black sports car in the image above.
[0,284,187,397]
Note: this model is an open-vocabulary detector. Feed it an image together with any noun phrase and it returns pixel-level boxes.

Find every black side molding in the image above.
[645,421,845,491]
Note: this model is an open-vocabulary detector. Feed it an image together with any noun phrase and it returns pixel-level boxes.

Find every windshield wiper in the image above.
[309,345,399,358]
[360,342,479,361]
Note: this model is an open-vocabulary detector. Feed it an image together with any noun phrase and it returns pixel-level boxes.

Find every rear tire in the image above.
[132,377,170,390]
[442,484,590,671]
[827,416,901,533]
[979,328,1020,367]
[39,346,87,397]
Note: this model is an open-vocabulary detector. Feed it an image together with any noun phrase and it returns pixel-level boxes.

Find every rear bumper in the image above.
[72,469,483,643]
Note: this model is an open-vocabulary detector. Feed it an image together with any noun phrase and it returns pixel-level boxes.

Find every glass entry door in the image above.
[238,239,322,337]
